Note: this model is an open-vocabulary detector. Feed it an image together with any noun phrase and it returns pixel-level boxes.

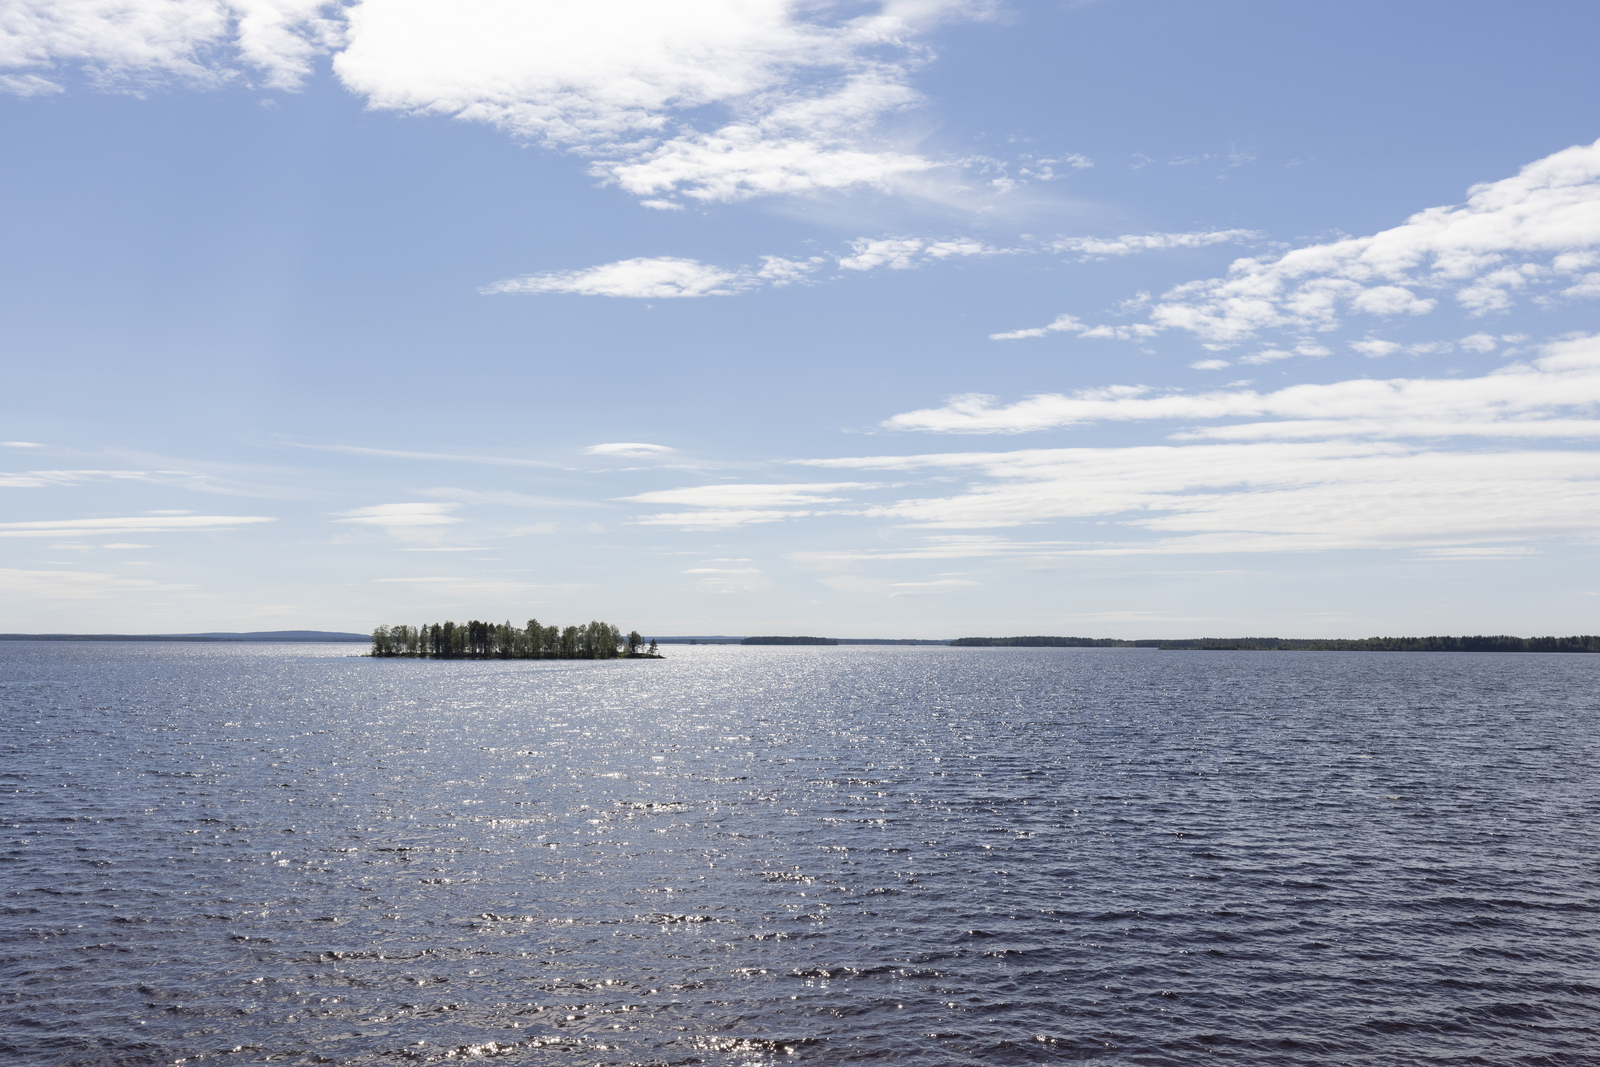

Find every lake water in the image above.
[2,642,1597,1066]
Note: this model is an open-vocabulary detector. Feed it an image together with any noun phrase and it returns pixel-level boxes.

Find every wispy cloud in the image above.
[786,440,1600,556]
[585,442,675,457]
[990,313,1160,342]
[284,442,559,468]
[0,568,191,598]
[880,333,1600,439]
[334,503,462,542]
[624,481,876,527]
[492,227,1233,301]
[485,257,761,298]
[0,514,274,538]
[418,488,603,508]
[1047,229,1261,260]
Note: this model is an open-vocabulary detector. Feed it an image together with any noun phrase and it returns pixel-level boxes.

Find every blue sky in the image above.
[4,0,1600,638]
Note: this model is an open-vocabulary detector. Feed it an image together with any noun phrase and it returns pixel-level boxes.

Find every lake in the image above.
[2,641,1596,1065]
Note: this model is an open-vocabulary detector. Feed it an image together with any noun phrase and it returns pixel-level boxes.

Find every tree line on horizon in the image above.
[370,619,658,659]
[951,634,1600,652]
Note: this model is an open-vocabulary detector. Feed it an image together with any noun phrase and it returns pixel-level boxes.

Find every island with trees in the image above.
[369,619,660,659]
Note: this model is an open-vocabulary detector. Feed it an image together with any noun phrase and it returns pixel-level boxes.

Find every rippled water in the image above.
[2,642,1597,1066]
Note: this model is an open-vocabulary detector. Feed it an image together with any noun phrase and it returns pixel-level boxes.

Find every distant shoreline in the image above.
[5,632,1597,653]
[0,631,368,643]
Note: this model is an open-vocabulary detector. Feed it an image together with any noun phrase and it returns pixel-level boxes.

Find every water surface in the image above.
[3,642,1596,1065]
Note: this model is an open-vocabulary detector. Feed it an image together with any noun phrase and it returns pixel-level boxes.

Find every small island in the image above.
[369,619,660,659]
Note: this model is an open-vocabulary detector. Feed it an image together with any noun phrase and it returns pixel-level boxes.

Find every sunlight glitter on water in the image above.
[2,642,1597,1065]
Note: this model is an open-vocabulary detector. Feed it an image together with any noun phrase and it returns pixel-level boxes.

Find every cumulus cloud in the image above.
[0,0,341,92]
[331,0,979,204]
[882,332,1600,438]
[4,2,994,203]
[837,235,1000,271]
[1149,140,1600,346]
[994,140,1600,350]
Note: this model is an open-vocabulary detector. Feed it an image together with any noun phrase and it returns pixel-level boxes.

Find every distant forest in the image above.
[370,619,658,659]
[952,635,1600,653]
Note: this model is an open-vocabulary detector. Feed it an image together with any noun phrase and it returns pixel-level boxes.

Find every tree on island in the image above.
[370,617,663,659]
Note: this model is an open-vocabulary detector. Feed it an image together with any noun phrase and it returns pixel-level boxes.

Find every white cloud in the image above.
[0,467,217,489]
[0,0,340,92]
[1139,139,1600,347]
[627,482,871,508]
[886,577,979,597]
[0,513,273,537]
[5,2,988,204]
[419,487,600,508]
[495,225,1244,303]
[624,481,875,527]
[2,441,44,448]
[585,442,674,457]
[0,73,61,95]
[1350,339,1401,358]
[333,0,984,204]
[1048,228,1261,260]
[0,567,190,598]
[1237,344,1329,365]
[285,442,560,467]
[484,256,750,298]
[684,564,771,593]
[882,333,1600,438]
[336,502,459,524]
[989,141,1600,353]
[990,313,1159,342]
[837,235,999,271]
[787,439,1600,556]
[102,542,155,549]
[334,502,461,542]
[1190,359,1229,370]
[485,236,995,299]
[370,575,541,594]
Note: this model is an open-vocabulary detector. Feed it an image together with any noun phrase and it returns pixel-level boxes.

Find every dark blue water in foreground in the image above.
[3,643,1597,1066]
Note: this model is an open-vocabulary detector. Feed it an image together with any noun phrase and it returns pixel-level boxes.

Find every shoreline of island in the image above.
[5,631,1596,655]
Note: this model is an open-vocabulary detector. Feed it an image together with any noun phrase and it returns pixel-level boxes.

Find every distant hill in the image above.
[0,630,370,643]
[648,635,745,644]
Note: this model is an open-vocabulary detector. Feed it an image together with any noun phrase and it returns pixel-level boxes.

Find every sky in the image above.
[3,0,1600,639]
